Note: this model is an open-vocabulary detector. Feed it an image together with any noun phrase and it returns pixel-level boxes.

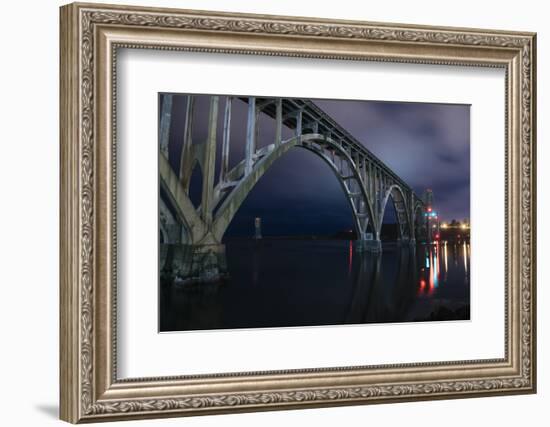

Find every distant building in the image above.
[439,219,470,243]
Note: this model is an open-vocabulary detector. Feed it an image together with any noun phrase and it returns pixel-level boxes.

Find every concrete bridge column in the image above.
[245,97,257,176]
[159,94,173,158]
[201,96,219,225]
[185,96,227,286]
[160,95,229,287]
[295,109,303,137]
[219,96,232,183]
[274,98,282,146]
[178,95,196,189]
[356,238,382,252]
[355,224,382,253]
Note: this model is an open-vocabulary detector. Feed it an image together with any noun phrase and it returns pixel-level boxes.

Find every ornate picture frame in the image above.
[60,2,536,423]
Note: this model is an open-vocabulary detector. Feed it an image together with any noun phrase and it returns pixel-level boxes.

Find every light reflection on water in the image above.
[160,239,470,332]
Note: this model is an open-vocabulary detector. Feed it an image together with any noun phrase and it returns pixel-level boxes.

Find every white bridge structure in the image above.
[159,95,427,284]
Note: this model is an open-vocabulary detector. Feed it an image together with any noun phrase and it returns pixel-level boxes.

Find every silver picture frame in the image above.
[60,2,536,422]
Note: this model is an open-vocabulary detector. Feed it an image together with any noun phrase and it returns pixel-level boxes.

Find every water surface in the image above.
[159,239,470,332]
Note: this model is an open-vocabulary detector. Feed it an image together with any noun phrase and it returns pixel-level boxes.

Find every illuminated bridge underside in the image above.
[159,95,426,262]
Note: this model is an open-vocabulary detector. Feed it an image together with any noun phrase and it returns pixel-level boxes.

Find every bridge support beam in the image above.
[275,98,282,146]
[201,96,219,225]
[220,96,232,183]
[245,97,256,176]
[159,94,173,158]
[178,95,196,189]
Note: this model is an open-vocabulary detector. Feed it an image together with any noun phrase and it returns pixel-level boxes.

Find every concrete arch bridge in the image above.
[158,95,427,284]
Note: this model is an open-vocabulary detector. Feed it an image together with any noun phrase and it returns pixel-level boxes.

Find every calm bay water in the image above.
[159,240,470,332]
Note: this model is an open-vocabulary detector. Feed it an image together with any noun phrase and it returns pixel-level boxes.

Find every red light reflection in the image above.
[348,240,353,276]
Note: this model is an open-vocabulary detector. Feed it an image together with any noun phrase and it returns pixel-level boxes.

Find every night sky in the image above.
[164,95,470,238]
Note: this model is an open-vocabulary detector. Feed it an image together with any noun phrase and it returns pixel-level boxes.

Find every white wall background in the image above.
[0,0,545,425]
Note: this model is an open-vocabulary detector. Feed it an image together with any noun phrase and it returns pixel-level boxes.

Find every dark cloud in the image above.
[315,99,470,222]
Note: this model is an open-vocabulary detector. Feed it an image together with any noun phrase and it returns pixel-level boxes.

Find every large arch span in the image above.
[211,133,376,242]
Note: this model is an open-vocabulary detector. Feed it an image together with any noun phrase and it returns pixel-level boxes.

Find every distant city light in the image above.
[461,223,468,230]
[441,223,448,229]
[427,207,432,213]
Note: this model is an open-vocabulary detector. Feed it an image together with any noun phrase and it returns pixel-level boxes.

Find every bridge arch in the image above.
[159,95,426,252]
[378,184,412,241]
[212,133,376,242]
[158,95,430,285]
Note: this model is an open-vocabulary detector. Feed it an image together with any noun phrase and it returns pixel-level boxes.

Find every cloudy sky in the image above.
[164,95,470,238]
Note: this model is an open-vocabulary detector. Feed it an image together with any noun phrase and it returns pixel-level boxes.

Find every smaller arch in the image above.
[301,141,372,238]
[378,184,412,241]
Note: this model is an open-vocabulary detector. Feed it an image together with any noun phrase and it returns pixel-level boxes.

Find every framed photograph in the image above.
[60,2,537,423]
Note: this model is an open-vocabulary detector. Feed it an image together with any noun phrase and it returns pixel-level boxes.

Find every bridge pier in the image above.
[161,243,228,287]
[356,238,382,253]
[395,237,415,246]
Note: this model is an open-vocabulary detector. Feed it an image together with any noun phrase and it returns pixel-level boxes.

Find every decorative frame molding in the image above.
[60,2,536,423]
